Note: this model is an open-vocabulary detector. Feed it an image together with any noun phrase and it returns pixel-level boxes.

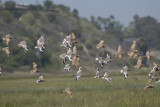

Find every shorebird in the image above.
[96,40,105,49]
[61,35,72,49]
[64,64,71,72]
[75,67,82,80]
[116,45,123,59]
[18,40,28,53]
[63,88,72,98]
[128,40,138,58]
[2,34,12,46]
[36,74,45,83]
[102,72,111,82]
[94,68,101,78]
[2,47,10,57]
[95,57,105,68]
[30,62,38,74]
[60,53,67,64]
[148,63,159,80]
[71,33,78,44]
[37,35,45,49]
[35,43,44,52]
[66,48,72,62]
[145,50,151,60]
[120,66,128,79]
[35,35,45,52]
[103,54,112,65]
[134,56,142,69]
[144,78,154,90]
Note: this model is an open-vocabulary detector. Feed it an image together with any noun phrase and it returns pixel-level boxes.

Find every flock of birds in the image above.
[0,34,45,83]
[0,33,160,98]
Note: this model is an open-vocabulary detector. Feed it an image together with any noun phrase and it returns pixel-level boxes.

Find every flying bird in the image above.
[18,40,28,53]
[103,54,112,65]
[64,64,71,72]
[71,33,78,44]
[102,72,111,82]
[2,34,12,46]
[36,74,45,83]
[96,40,105,49]
[145,50,151,60]
[60,53,67,64]
[63,88,72,98]
[134,56,142,69]
[2,47,10,57]
[35,35,45,52]
[128,40,138,58]
[30,62,38,74]
[120,66,128,79]
[94,68,101,78]
[75,67,82,80]
[66,48,72,62]
[116,45,123,59]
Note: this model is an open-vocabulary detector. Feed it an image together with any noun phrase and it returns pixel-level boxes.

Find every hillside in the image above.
[0,1,160,73]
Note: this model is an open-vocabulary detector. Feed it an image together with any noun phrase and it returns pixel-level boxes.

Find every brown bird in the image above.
[2,34,12,46]
[134,56,142,69]
[2,47,10,57]
[128,40,138,58]
[30,62,38,74]
[96,40,105,49]
[144,78,154,90]
[71,33,78,44]
[145,50,151,60]
[116,45,123,59]
[63,88,72,98]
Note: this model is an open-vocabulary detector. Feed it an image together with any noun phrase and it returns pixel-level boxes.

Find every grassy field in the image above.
[0,71,160,107]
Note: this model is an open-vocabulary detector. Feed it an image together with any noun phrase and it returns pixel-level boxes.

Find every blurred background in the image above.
[0,0,160,73]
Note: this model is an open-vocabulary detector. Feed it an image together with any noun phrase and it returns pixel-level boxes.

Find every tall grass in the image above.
[0,71,160,107]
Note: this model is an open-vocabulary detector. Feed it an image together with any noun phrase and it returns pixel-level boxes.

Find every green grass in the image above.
[0,71,160,107]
